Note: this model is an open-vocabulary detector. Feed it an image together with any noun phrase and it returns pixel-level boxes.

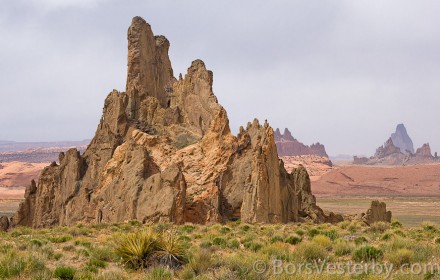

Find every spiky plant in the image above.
[115,229,158,269]
[156,230,187,269]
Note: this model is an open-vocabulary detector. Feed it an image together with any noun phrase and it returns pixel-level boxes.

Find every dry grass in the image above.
[0,219,438,279]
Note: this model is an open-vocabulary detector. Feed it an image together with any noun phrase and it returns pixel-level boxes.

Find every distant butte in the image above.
[353,124,438,165]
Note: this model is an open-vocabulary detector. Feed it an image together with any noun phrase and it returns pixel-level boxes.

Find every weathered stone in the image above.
[274,128,329,157]
[361,200,392,225]
[391,124,414,154]
[13,17,333,228]
[0,216,9,231]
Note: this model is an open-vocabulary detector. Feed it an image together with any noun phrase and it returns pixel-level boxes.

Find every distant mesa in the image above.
[353,124,438,165]
[0,140,89,163]
[274,128,329,158]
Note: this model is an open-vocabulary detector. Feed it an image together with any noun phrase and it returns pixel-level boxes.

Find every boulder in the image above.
[0,216,9,231]
[361,200,392,225]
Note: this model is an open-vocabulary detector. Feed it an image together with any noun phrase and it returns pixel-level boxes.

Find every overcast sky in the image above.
[1,0,439,156]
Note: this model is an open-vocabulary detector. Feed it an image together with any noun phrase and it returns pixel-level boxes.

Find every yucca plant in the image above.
[155,230,188,269]
[115,229,158,269]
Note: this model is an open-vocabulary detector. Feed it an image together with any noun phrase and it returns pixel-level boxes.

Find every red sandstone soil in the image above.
[312,164,440,197]
[0,162,47,199]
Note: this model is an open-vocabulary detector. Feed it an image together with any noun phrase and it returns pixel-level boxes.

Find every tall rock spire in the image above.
[126,16,174,117]
[391,124,414,154]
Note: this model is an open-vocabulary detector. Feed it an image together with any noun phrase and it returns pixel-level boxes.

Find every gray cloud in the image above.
[0,0,439,156]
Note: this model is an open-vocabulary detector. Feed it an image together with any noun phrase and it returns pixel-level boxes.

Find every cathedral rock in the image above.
[13,17,336,228]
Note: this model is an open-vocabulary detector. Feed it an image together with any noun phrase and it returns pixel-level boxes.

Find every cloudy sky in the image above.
[1,0,439,156]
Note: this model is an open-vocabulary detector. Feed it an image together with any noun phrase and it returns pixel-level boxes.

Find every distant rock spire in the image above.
[391,124,414,154]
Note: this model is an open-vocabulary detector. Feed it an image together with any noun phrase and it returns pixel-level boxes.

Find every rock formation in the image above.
[353,124,438,166]
[0,216,9,231]
[274,128,328,157]
[13,17,335,228]
[360,201,392,225]
[415,143,432,158]
[391,124,414,154]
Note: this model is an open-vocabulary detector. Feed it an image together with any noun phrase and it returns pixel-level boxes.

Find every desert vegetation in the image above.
[0,219,440,279]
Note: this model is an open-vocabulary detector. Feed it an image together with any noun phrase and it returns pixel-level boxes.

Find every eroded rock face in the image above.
[361,200,392,225]
[374,138,401,158]
[415,143,433,158]
[13,17,333,228]
[0,216,9,231]
[274,128,328,157]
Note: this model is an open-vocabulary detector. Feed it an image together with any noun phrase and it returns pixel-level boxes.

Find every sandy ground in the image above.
[281,155,333,180]
[317,197,440,227]
[311,164,440,197]
[0,161,47,187]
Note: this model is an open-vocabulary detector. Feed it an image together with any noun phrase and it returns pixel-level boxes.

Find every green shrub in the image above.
[334,239,353,256]
[435,237,440,244]
[296,242,327,261]
[212,237,227,247]
[144,266,173,280]
[353,246,383,262]
[381,233,393,240]
[48,235,73,243]
[354,236,368,245]
[187,248,212,275]
[29,239,45,248]
[422,221,437,232]
[88,259,107,268]
[200,241,212,248]
[270,235,284,243]
[412,244,434,262]
[388,248,414,267]
[90,246,114,262]
[53,266,75,280]
[10,227,32,237]
[369,222,390,233]
[240,225,250,232]
[323,229,338,240]
[285,236,302,245]
[220,227,231,234]
[250,242,263,252]
[180,225,196,234]
[312,235,332,250]
[388,237,408,251]
[307,228,321,238]
[295,229,305,236]
[0,252,26,278]
[62,245,76,252]
[391,220,402,228]
[228,239,240,249]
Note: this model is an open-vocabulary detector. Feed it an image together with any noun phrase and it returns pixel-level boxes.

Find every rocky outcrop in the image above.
[0,216,9,231]
[274,128,328,157]
[374,138,402,158]
[360,201,392,225]
[13,17,334,228]
[391,124,414,154]
[353,124,438,166]
[415,143,432,158]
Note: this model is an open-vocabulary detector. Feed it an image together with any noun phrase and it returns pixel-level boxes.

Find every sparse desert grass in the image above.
[0,219,439,279]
